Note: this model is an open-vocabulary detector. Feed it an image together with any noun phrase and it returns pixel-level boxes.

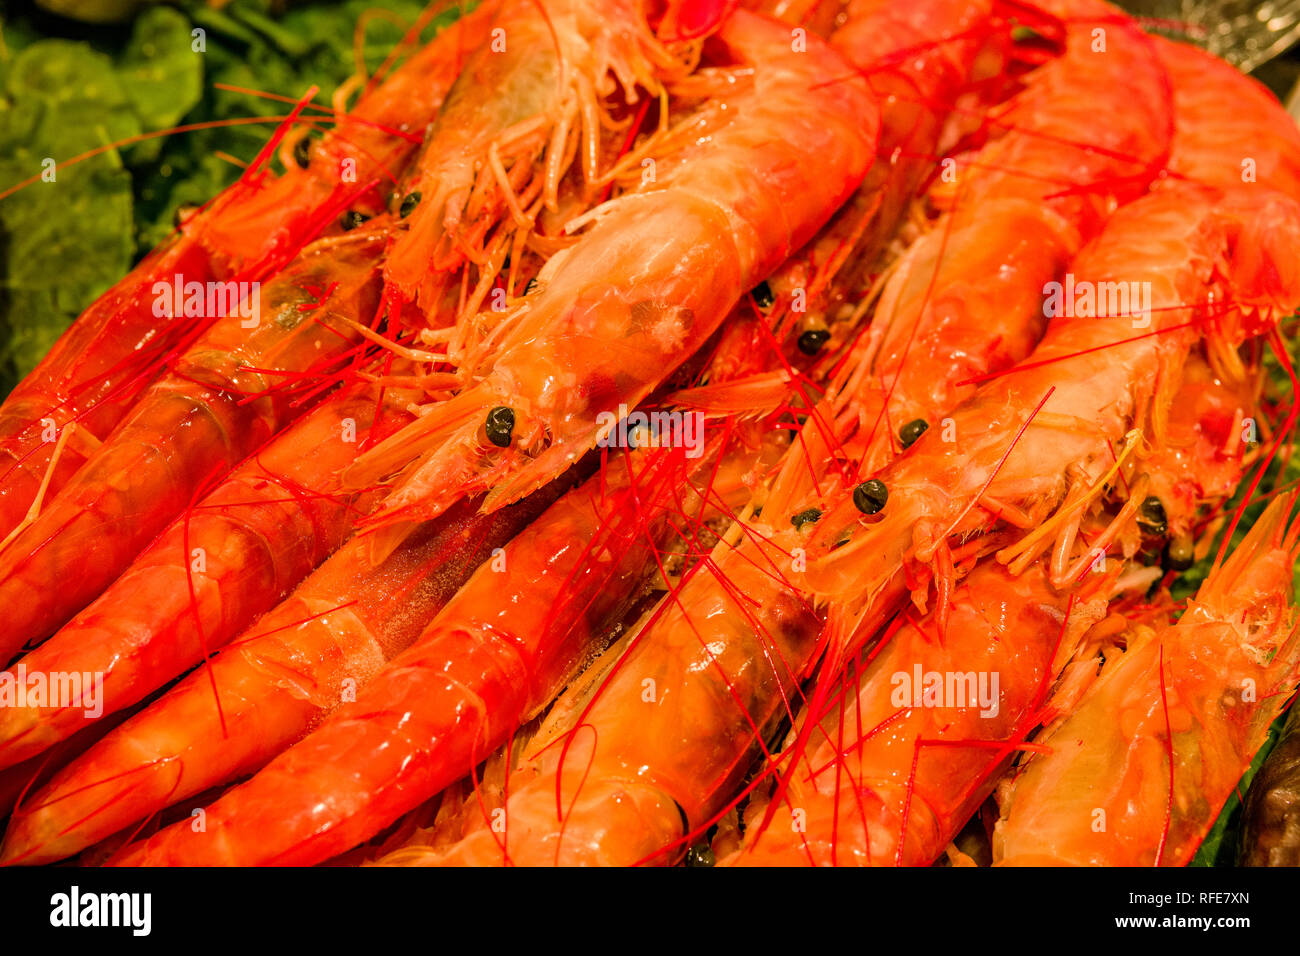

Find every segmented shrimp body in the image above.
[723,559,1113,866]
[347,8,877,529]
[1154,35,1300,199]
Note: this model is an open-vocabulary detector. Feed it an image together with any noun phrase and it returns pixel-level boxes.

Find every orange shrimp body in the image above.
[105,443,747,866]
[0,9,493,542]
[400,517,825,866]
[0,226,390,661]
[723,559,1110,866]
[0,483,563,866]
[1154,36,1300,199]
[821,0,999,293]
[958,0,1169,233]
[674,0,999,409]
[994,496,1300,866]
[805,184,1300,616]
[770,0,1171,506]
[0,385,416,772]
[348,8,877,527]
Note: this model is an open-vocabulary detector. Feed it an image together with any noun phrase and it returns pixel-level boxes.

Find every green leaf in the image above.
[117,6,204,160]
[0,39,138,385]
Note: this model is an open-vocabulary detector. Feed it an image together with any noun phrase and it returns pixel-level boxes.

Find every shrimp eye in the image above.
[292,135,313,169]
[899,418,928,449]
[484,406,515,448]
[1163,534,1194,572]
[684,844,715,867]
[1137,496,1168,537]
[797,329,830,355]
[853,479,888,515]
[340,211,370,232]
[399,191,422,218]
[751,280,774,310]
[523,278,539,296]
[791,507,822,529]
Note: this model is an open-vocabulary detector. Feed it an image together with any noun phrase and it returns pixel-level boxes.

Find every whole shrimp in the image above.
[343,7,876,533]
[0,6,494,542]
[993,494,1300,866]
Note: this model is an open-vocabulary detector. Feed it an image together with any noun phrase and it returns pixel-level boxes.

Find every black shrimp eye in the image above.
[484,406,515,448]
[399,191,422,218]
[523,278,539,296]
[751,280,774,310]
[797,329,830,356]
[292,135,313,169]
[791,507,822,529]
[684,844,715,868]
[1163,534,1194,572]
[853,479,888,515]
[1137,496,1168,537]
[899,418,929,449]
[339,210,370,232]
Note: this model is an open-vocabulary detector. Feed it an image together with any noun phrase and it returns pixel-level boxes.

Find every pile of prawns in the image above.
[0,0,1298,867]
